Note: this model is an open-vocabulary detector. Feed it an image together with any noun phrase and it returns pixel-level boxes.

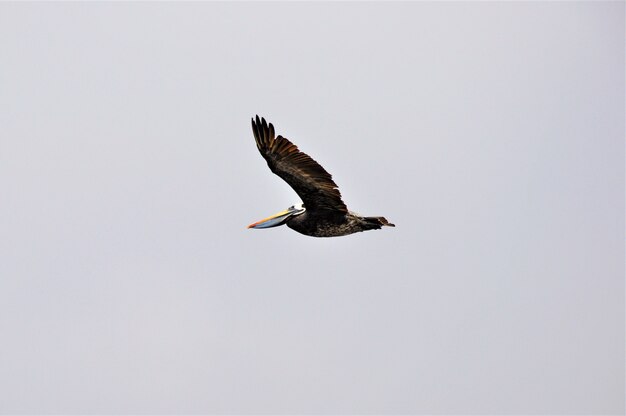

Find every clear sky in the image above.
[0,2,623,414]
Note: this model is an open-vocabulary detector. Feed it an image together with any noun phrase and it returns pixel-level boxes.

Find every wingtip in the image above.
[253,115,269,127]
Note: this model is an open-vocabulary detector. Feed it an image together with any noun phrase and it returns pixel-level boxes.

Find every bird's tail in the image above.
[363,216,395,228]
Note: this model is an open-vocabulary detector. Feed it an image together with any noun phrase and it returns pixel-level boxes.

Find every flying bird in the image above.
[248,115,395,237]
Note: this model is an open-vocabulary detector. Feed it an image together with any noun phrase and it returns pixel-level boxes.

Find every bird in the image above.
[247,115,395,237]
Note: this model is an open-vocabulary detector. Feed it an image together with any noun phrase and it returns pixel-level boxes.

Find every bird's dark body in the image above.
[248,115,394,237]
[286,211,391,237]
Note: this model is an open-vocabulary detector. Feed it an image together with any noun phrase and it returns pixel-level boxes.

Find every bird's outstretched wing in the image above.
[251,115,348,215]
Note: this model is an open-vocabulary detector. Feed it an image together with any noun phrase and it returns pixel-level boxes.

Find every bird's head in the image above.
[247,204,306,229]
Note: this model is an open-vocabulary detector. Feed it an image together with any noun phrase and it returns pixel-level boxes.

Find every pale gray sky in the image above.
[0,2,623,414]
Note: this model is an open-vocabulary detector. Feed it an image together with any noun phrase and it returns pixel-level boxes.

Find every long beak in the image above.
[247,209,293,229]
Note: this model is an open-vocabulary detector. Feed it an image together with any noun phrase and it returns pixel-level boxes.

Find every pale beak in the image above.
[247,209,294,229]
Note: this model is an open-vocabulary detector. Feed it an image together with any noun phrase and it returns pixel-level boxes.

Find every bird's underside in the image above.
[248,115,394,237]
[287,211,395,237]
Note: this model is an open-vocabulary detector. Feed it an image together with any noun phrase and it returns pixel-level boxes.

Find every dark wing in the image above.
[251,115,348,214]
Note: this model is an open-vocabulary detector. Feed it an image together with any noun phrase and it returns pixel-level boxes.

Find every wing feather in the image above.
[251,115,348,214]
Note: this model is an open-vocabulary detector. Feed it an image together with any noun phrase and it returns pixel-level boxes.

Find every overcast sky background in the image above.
[0,2,623,414]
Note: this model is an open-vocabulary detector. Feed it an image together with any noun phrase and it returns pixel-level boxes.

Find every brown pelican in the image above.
[247,115,395,237]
